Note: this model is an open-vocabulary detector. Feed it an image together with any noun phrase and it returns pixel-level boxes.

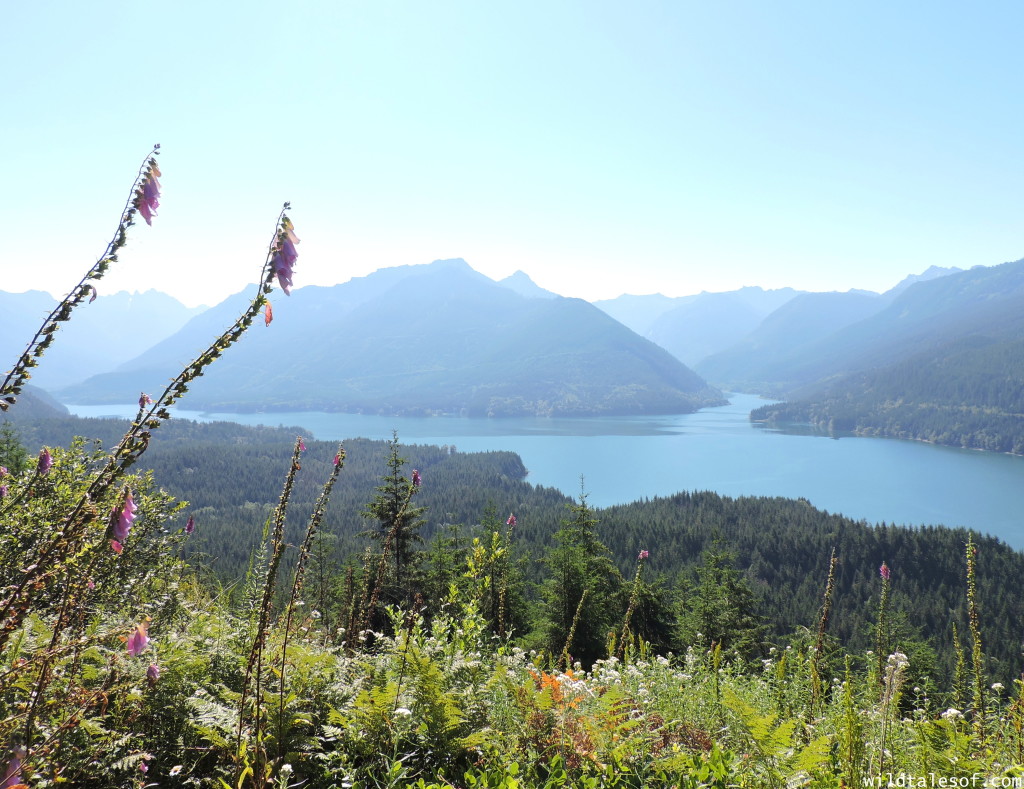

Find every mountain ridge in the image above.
[56,259,724,417]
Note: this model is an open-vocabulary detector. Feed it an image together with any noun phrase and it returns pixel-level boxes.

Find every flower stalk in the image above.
[966,537,986,743]
[0,145,161,412]
[616,549,649,661]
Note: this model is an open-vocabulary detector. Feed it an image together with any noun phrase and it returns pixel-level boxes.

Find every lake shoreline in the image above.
[64,394,1024,549]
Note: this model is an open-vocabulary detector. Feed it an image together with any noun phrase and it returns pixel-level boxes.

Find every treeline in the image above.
[752,335,1024,453]
[5,413,1024,687]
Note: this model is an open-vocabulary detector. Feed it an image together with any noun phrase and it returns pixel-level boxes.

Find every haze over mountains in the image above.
[50,259,723,417]
[0,289,204,390]
[745,259,1024,452]
[7,255,1024,454]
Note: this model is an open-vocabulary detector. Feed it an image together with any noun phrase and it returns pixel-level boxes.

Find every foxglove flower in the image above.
[135,165,161,226]
[139,392,153,409]
[411,469,421,487]
[506,513,517,528]
[638,549,649,561]
[264,300,273,326]
[0,466,7,477]
[272,218,299,295]
[37,448,52,476]
[110,490,138,553]
[147,663,160,683]
[127,621,150,657]
[333,452,342,466]
[880,562,891,581]
[0,745,24,788]
[298,438,306,452]
[0,485,7,500]
[184,514,195,535]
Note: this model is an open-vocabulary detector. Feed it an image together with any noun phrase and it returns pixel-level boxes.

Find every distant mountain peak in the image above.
[886,265,964,296]
[498,270,559,299]
[426,257,473,270]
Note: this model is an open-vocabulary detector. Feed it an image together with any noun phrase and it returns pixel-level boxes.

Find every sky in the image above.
[3,1,1023,308]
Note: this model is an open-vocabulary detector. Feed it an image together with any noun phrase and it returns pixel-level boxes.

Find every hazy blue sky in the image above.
[4,1,1023,307]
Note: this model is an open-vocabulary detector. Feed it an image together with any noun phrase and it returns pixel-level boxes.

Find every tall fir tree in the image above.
[541,489,624,667]
[676,546,768,662]
[0,422,29,475]
[361,433,427,611]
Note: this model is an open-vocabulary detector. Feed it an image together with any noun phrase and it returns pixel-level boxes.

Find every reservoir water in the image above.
[67,393,1024,550]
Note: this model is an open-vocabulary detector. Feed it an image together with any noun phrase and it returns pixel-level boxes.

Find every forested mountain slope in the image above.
[59,259,723,417]
[748,260,1024,451]
[7,412,1024,682]
[695,290,884,394]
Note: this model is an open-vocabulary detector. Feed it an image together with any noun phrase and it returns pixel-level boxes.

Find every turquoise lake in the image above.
[67,393,1024,550]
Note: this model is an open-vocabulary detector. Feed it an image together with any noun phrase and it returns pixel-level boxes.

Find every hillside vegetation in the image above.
[693,260,1024,453]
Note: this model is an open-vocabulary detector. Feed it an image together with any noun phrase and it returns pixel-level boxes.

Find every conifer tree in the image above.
[676,546,768,661]
[0,422,28,475]
[541,489,623,667]
[361,433,426,609]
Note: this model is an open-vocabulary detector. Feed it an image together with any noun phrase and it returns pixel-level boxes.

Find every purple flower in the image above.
[127,621,150,657]
[880,562,891,581]
[638,549,649,561]
[264,300,273,327]
[333,451,342,466]
[37,448,52,476]
[139,392,153,409]
[272,219,299,295]
[0,745,25,788]
[0,466,7,477]
[147,663,160,683]
[184,514,195,535]
[110,490,138,553]
[0,485,7,500]
[506,513,517,528]
[135,167,161,226]
[411,469,421,487]
[298,439,306,452]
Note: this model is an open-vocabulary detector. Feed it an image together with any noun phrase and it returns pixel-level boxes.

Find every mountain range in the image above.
[0,289,204,391]
[50,260,723,417]
[743,259,1024,452]
[7,255,1024,452]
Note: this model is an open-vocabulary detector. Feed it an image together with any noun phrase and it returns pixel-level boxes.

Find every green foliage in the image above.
[541,492,624,667]
[360,434,427,616]
[675,547,768,663]
[753,335,1024,454]
[0,422,28,475]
